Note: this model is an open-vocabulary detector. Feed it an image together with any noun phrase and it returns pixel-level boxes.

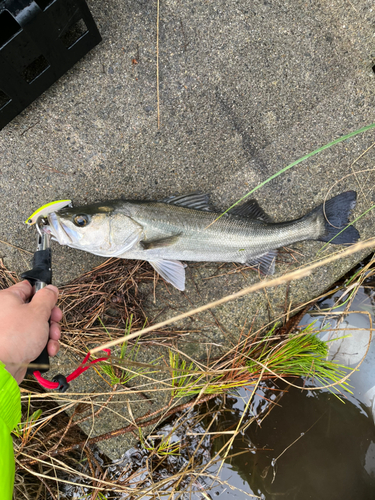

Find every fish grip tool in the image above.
[22,217,112,392]
[21,218,52,375]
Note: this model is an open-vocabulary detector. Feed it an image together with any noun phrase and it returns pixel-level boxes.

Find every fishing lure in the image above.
[25,200,72,226]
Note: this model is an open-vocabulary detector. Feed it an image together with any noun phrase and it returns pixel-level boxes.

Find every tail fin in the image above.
[316,191,359,244]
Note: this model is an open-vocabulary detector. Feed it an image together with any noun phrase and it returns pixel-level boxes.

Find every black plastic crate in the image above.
[0,0,101,130]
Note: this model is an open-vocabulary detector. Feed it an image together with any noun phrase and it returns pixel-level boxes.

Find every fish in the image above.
[44,191,360,291]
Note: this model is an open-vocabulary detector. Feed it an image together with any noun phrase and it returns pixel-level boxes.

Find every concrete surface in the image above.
[1,0,375,459]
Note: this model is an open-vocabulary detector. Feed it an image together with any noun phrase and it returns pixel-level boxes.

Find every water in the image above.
[301,285,375,419]
[200,386,375,499]
[196,284,375,499]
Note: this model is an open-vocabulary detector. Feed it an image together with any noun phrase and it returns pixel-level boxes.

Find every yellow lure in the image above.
[25,200,72,226]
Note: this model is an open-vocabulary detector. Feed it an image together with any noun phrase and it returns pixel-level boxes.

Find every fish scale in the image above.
[122,202,318,262]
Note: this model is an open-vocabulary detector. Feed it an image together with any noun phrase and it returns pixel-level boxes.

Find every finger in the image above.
[51,306,63,323]
[49,322,61,341]
[30,285,59,319]
[47,339,60,357]
[6,280,33,303]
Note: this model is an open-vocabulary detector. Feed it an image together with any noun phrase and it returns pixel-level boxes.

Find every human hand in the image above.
[0,280,62,384]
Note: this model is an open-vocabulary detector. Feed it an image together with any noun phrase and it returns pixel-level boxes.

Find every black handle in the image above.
[22,248,52,374]
[21,249,52,285]
[27,345,50,374]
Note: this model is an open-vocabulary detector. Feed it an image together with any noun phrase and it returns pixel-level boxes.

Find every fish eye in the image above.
[73,214,90,227]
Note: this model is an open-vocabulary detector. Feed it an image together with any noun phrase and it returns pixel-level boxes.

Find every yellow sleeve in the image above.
[0,362,21,499]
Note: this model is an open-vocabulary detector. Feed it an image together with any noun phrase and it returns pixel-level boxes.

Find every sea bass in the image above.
[45,191,359,291]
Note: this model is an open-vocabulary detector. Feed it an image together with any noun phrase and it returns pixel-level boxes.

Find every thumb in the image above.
[30,285,59,319]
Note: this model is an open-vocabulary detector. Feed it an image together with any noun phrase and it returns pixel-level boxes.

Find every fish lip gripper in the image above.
[0,0,102,130]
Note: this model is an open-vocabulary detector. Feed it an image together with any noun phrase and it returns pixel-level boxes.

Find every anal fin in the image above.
[246,250,277,275]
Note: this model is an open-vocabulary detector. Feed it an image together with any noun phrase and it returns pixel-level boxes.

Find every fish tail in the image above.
[311,191,359,244]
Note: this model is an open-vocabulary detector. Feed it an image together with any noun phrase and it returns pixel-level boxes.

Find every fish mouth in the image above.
[45,212,81,246]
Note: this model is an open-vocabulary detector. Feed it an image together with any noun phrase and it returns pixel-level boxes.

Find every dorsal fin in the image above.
[228,199,272,222]
[162,193,213,211]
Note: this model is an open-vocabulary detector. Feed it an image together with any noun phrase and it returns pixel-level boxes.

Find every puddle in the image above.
[198,283,375,499]
[300,285,375,419]
[202,383,375,500]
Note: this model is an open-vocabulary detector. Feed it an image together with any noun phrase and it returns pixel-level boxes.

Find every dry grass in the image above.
[58,258,154,352]
[0,258,18,288]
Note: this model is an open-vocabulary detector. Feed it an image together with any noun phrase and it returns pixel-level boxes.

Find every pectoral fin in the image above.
[140,234,181,250]
[149,259,186,291]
